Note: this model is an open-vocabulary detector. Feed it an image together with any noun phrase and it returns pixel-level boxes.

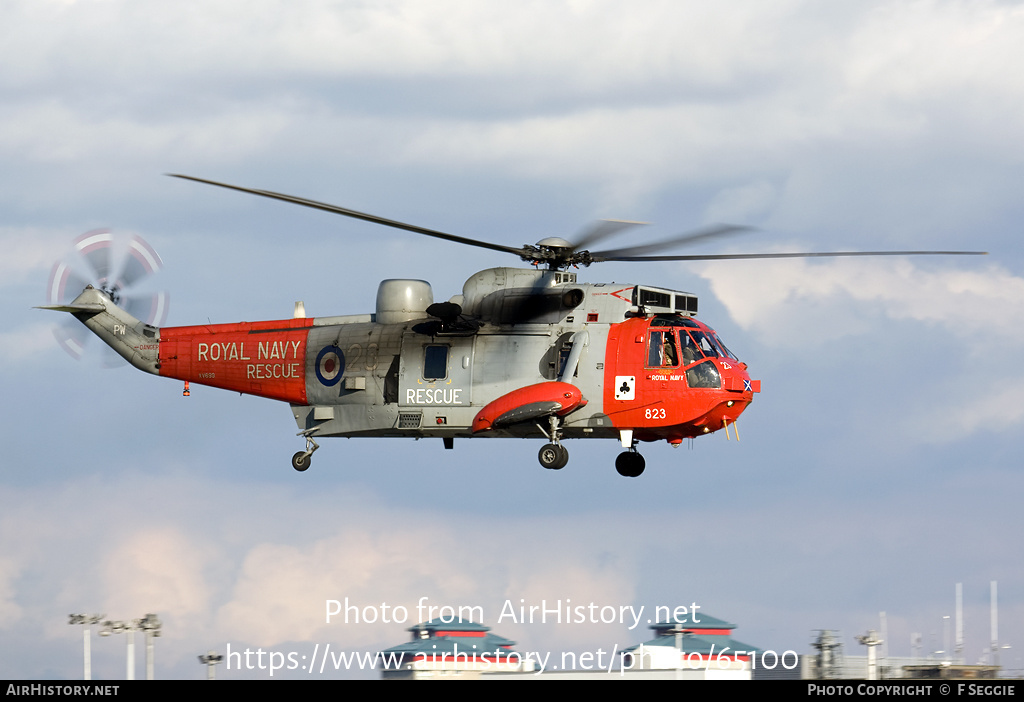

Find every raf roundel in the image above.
[316,345,345,386]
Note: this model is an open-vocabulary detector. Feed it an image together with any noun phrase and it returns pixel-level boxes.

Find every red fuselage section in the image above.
[603,316,758,443]
[157,318,312,404]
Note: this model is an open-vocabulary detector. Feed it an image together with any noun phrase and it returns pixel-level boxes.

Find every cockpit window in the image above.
[686,360,721,389]
[710,333,738,361]
[679,332,700,365]
[647,330,679,368]
[647,320,740,366]
[688,330,720,359]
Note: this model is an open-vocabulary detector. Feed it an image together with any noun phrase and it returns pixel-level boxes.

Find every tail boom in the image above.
[40,286,312,403]
[157,319,311,403]
[38,286,161,374]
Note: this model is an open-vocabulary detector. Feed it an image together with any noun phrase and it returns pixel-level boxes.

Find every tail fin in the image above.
[37,285,161,375]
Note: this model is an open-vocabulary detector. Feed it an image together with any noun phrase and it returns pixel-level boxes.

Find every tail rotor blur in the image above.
[46,230,168,364]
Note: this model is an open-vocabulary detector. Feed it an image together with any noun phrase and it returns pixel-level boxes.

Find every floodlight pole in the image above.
[68,614,104,680]
[138,614,162,680]
[127,627,135,680]
[100,619,136,679]
[991,581,999,667]
[100,613,161,680]
[855,630,883,680]
[198,651,224,680]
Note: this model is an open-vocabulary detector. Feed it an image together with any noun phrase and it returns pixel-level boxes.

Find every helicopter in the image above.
[39,175,987,477]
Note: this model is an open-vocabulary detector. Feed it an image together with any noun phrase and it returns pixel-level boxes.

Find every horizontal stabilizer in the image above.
[35,303,106,314]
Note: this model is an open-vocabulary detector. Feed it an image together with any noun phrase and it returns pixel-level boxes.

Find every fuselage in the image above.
[146,267,759,444]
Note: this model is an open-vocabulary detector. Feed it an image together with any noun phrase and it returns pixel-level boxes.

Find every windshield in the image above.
[647,319,739,368]
[685,329,738,361]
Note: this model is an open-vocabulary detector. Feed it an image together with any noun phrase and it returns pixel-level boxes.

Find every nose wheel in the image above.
[615,450,645,477]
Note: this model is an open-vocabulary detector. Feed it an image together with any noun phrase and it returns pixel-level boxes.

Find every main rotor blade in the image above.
[595,250,989,262]
[589,224,753,259]
[569,219,648,252]
[168,174,529,258]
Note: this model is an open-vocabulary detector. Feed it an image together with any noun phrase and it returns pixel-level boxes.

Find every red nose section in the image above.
[473,382,586,433]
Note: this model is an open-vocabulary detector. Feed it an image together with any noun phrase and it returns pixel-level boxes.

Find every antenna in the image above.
[991,581,999,667]
[880,611,889,661]
[943,615,951,663]
[956,583,963,663]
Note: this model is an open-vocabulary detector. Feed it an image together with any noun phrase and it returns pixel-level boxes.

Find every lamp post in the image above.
[98,613,162,680]
[198,651,224,680]
[99,619,137,680]
[138,614,162,680]
[68,614,104,680]
[855,630,884,681]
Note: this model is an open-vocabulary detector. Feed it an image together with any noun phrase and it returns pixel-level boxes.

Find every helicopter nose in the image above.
[720,359,760,395]
[707,363,760,438]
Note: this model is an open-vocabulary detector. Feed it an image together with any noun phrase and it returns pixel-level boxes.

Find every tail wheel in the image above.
[538,443,569,470]
[291,452,311,472]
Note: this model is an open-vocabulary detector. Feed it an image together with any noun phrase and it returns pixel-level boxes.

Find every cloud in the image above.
[908,376,1024,440]
[696,256,1024,441]
[99,527,215,621]
[217,518,637,651]
[0,471,642,676]
[698,258,1024,348]
[0,556,24,627]
[0,227,70,282]
[0,323,60,365]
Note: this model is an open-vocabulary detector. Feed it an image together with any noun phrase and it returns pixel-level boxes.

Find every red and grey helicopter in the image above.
[40,175,986,476]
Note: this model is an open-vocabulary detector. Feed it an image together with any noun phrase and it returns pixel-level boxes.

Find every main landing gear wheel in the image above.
[291,451,311,472]
[615,451,645,477]
[538,443,569,470]
[291,433,320,472]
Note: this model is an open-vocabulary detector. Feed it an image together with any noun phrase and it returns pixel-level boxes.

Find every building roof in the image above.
[650,612,735,631]
[406,617,493,635]
[624,613,762,656]
[381,618,519,665]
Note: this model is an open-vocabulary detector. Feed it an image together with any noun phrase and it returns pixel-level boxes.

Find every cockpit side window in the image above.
[647,330,679,368]
[679,332,700,366]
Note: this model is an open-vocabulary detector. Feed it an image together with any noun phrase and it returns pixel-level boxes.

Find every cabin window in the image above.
[423,345,449,380]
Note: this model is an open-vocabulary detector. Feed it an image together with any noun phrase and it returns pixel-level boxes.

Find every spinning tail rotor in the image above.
[46,230,168,363]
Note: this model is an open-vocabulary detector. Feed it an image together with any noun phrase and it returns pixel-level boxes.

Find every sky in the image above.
[2,0,1023,680]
